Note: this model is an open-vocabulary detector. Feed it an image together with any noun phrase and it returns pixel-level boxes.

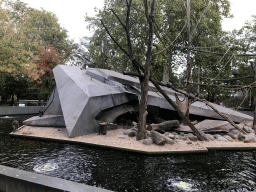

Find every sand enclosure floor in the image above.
[11,126,256,154]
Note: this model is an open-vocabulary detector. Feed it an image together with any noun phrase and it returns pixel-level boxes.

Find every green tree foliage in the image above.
[85,0,231,90]
[0,0,74,102]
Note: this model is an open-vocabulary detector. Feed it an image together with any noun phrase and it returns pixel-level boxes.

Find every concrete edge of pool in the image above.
[0,165,112,192]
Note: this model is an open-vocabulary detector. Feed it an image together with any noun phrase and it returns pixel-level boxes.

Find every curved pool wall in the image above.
[1,115,256,191]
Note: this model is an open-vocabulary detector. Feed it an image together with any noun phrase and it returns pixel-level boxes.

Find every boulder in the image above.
[142,138,153,145]
[187,133,198,141]
[230,129,240,135]
[223,135,234,142]
[216,135,228,142]
[244,126,255,134]
[128,131,137,137]
[182,135,188,141]
[124,129,131,135]
[187,141,192,145]
[244,133,256,143]
[227,132,237,140]
[206,134,215,141]
[238,133,246,141]
[243,126,251,133]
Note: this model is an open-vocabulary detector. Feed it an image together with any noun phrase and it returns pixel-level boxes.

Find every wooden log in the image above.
[151,131,166,145]
[99,123,107,135]
[147,120,180,131]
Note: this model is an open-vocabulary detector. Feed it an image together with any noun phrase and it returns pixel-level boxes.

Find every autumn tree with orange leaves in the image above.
[0,0,74,103]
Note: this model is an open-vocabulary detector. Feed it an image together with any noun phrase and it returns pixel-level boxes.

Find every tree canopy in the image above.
[85,0,231,86]
[0,0,74,102]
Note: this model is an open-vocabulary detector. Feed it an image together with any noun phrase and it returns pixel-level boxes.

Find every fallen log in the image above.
[151,131,166,145]
[147,120,180,131]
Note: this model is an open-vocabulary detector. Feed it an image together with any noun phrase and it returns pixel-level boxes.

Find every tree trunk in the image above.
[162,64,169,84]
[186,0,192,120]
[147,120,180,131]
[175,93,190,124]
[136,0,157,140]
[253,65,256,129]
[99,123,107,135]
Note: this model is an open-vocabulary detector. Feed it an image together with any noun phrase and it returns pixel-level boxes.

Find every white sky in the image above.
[23,0,256,43]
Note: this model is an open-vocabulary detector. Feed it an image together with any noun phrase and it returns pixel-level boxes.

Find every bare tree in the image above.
[101,0,156,140]
[101,0,210,141]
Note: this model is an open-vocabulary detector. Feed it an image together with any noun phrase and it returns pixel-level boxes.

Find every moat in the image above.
[0,115,256,191]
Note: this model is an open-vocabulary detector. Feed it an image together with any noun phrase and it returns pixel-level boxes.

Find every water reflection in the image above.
[0,115,256,191]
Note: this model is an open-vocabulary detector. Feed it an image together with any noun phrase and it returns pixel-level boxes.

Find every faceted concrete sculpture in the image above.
[23,65,253,137]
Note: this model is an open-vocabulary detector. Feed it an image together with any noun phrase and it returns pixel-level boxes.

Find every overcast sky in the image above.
[23,0,256,43]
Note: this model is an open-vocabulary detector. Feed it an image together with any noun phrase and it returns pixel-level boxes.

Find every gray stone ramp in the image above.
[174,120,234,133]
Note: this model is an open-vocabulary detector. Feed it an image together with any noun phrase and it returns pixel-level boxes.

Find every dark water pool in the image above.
[0,115,256,191]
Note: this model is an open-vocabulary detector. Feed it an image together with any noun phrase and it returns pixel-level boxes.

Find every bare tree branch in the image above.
[200,75,253,82]
[191,0,211,36]
[110,9,126,30]
[181,0,187,9]
[100,19,129,57]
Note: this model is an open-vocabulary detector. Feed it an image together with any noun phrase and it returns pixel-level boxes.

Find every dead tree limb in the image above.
[189,82,256,89]
[123,71,209,141]
[165,82,247,134]
[146,120,180,131]
[151,131,166,145]
[200,75,253,82]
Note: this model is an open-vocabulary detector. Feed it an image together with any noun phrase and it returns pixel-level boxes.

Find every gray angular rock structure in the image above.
[23,65,253,137]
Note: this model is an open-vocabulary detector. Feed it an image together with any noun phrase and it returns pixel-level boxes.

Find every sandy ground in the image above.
[11,126,256,154]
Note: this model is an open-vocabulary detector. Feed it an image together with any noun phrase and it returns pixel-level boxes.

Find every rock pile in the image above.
[122,120,256,146]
